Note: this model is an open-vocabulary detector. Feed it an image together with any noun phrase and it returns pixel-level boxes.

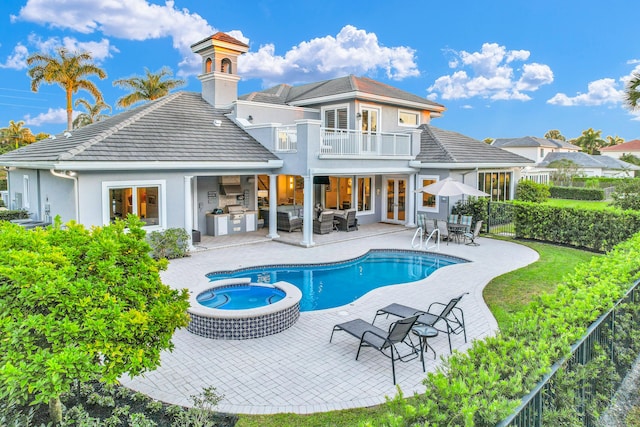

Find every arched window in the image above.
[205,58,213,73]
[221,58,232,74]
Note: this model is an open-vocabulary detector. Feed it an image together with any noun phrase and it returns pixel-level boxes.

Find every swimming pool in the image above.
[197,284,286,309]
[206,249,465,311]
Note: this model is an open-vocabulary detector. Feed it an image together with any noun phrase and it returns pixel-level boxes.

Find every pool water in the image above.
[207,250,464,311]
[197,285,286,310]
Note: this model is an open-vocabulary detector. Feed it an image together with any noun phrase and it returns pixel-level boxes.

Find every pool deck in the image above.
[120,224,539,415]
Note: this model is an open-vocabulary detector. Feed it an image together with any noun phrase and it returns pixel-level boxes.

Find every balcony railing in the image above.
[320,128,411,156]
[275,125,297,152]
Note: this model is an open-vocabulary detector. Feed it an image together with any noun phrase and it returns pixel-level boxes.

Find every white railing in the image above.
[320,128,411,156]
[275,125,297,152]
[411,226,440,251]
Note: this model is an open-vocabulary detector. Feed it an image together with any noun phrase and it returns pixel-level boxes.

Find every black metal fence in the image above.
[487,201,516,236]
[497,279,640,426]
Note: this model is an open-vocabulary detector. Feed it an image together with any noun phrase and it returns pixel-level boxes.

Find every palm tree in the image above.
[1,120,36,150]
[571,128,606,155]
[544,129,566,141]
[113,67,185,108]
[27,48,106,131]
[72,98,112,129]
[605,135,624,147]
[625,71,640,110]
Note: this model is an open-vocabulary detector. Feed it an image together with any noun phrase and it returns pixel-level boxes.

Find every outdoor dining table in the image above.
[447,223,467,244]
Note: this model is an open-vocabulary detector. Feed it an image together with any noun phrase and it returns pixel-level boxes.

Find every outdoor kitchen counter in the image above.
[205,211,257,236]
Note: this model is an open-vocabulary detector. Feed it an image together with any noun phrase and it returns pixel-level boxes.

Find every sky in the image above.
[1,0,639,142]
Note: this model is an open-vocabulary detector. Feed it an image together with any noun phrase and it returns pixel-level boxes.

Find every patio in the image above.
[120,225,539,415]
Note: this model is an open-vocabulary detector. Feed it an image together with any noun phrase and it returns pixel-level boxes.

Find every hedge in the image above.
[549,186,605,200]
[512,201,640,252]
[368,232,640,426]
[0,209,29,222]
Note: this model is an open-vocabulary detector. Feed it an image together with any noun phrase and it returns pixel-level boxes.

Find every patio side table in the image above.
[412,325,438,372]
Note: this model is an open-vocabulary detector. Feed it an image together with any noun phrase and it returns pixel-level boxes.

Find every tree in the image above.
[571,128,606,154]
[624,71,640,110]
[72,98,112,129]
[0,120,49,153]
[27,48,106,131]
[483,137,494,144]
[0,216,190,424]
[548,159,581,186]
[605,135,625,147]
[113,67,185,108]
[544,129,566,141]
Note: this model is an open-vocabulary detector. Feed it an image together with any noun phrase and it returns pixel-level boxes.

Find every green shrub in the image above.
[513,201,640,252]
[550,185,605,200]
[371,233,640,426]
[451,196,488,229]
[610,179,640,210]
[515,180,550,202]
[0,209,29,221]
[0,179,6,191]
[146,227,190,260]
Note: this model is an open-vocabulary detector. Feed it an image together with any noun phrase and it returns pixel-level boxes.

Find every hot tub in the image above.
[187,278,302,339]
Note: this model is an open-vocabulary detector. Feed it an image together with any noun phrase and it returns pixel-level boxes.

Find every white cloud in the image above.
[15,0,216,76]
[0,43,29,69]
[24,107,78,126]
[428,42,553,101]
[461,104,473,109]
[239,25,420,86]
[547,78,624,106]
[27,34,118,62]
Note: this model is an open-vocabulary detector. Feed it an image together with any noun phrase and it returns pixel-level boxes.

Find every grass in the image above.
[236,236,600,426]
[544,198,615,210]
[482,238,599,329]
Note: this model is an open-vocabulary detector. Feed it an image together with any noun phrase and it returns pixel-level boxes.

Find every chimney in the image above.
[190,32,249,108]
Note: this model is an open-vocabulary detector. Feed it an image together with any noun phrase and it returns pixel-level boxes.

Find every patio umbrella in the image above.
[414,177,490,197]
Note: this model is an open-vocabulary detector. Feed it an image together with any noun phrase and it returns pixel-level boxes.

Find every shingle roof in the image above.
[538,152,640,170]
[600,139,640,152]
[0,92,279,164]
[239,75,445,110]
[492,136,580,151]
[416,125,533,165]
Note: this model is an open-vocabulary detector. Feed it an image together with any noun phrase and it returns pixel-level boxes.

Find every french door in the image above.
[360,106,380,153]
[384,177,406,223]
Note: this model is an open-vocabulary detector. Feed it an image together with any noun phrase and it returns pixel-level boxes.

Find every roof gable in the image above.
[539,152,640,170]
[492,136,580,150]
[600,139,640,152]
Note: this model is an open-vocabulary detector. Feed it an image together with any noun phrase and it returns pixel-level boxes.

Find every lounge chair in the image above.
[330,315,419,384]
[464,220,483,246]
[373,294,468,353]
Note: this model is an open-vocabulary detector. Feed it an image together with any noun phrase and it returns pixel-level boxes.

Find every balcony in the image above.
[273,125,413,157]
[320,128,411,157]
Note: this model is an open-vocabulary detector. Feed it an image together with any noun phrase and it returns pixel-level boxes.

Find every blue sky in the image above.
[1,0,639,142]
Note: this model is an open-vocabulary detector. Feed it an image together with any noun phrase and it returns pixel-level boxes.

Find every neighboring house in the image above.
[0,32,532,248]
[492,136,581,164]
[600,139,640,160]
[538,152,640,178]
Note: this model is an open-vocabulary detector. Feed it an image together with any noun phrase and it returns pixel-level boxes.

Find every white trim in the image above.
[288,90,445,113]
[0,160,284,171]
[235,99,318,114]
[101,179,167,230]
[22,175,30,209]
[417,174,439,213]
[321,103,350,129]
[355,175,375,214]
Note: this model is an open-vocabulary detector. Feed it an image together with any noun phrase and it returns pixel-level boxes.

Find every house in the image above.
[600,139,640,160]
[491,136,581,164]
[538,152,639,178]
[0,32,532,248]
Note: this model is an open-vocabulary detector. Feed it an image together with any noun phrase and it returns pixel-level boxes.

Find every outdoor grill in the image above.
[225,204,247,221]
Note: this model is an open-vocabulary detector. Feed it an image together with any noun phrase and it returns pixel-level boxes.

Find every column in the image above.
[267,174,279,239]
[406,173,416,227]
[184,175,194,249]
[300,174,314,247]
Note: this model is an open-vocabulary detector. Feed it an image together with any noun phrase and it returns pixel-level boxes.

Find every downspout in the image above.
[50,169,79,222]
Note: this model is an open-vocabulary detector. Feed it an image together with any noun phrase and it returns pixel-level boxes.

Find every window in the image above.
[103,180,165,228]
[418,175,438,212]
[325,177,352,210]
[356,177,373,213]
[478,171,512,201]
[205,58,212,73]
[540,148,544,157]
[398,110,419,127]
[221,58,232,74]
[323,106,348,130]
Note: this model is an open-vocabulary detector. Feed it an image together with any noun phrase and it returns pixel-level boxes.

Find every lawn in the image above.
[544,198,615,210]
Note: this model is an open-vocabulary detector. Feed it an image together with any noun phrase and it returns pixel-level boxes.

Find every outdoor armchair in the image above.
[464,220,483,246]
